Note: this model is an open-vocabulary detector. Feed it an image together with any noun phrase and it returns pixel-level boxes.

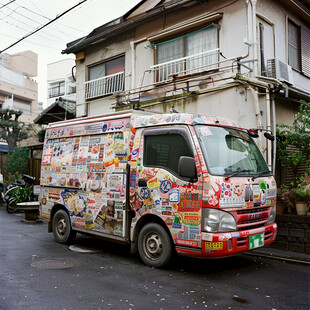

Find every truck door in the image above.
[132,126,203,249]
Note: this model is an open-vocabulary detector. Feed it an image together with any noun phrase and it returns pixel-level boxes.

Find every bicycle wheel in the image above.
[6,202,19,213]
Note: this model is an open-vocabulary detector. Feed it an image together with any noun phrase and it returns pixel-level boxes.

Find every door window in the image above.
[143,130,193,176]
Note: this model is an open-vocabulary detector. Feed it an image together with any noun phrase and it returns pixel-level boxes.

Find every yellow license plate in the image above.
[205,242,223,250]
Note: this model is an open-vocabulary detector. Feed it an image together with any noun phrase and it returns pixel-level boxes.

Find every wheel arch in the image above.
[130,214,174,255]
[48,204,69,233]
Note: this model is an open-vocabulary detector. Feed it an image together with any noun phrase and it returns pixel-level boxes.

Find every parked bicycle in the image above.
[3,174,36,213]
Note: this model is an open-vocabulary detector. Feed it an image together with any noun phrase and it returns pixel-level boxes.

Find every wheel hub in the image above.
[57,218,67,236]
[145,233,163,259]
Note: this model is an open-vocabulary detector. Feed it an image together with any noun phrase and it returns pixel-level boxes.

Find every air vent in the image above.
[267,58,294,85]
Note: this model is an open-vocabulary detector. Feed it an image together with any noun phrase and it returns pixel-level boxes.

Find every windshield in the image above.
[195,125,269,177]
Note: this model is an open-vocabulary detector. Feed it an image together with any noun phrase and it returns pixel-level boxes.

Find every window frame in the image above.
[287,18,301,72]
[154,24,219,67]
[142,126,197,181]
[87,54,125,81]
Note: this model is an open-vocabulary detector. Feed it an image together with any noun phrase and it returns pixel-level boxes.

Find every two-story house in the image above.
[63,0,310,172]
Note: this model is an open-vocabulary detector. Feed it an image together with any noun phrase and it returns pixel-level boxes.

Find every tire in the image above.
[6,202,18,214]
[52,210,76,244]
[138,223,172,268]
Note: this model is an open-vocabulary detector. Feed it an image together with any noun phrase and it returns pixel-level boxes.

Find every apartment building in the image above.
[0,50,38,123]
[63,0,310,171]
[46,58,76,108]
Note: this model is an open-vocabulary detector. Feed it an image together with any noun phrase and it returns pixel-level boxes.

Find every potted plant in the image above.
[294,185,310,215]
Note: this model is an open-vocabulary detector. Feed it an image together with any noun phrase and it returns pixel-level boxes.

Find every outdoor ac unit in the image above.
[267,58,294,85]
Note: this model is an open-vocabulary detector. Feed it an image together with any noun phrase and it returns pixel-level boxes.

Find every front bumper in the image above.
[200,223,277,258]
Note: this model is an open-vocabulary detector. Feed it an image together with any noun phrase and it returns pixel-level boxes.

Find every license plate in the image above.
[249,233,264,249]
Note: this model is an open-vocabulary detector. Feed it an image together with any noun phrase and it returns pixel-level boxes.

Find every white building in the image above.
[46,58,76,108]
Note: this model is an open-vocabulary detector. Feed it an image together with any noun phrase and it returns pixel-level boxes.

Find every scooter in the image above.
[3,174,36,213]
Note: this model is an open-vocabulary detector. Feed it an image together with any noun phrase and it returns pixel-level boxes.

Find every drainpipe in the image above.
[251,0,258,77]
[246,0,253,68]
[266,89,272,170]
[249,86,263,150]
[130,37,147,90]
[272,94,276,175]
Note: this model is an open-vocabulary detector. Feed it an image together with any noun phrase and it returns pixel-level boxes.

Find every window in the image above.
[89,56,125,80]
[85,56,125,99]
[48,82,65,98]
[287,20,310,77]
[144,131,193,176]
[288,20,301,71]
[155,25,219,81]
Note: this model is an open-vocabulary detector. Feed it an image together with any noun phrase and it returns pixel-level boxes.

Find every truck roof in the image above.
[46,110,241,129]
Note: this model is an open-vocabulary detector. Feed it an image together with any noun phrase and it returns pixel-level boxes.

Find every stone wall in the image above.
[271,215,310,254]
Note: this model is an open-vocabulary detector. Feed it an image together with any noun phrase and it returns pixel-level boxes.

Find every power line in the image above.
[0,0,16,10]
[0,0,88,54]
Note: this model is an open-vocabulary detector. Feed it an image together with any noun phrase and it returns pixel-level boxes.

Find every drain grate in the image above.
[31,259,75,270]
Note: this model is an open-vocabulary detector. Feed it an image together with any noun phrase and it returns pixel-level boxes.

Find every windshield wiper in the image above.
[251,170,271,181]
[225,169,253,181]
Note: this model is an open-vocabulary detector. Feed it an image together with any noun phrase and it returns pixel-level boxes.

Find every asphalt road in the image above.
[0,206,309,310]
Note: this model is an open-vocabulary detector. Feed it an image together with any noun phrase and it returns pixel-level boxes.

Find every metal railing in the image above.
[84,71,124,99]
[151,48,220,82]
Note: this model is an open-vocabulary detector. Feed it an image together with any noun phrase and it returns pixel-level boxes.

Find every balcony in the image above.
[48,85,65,98]
[84,71,124,99]
[151,48,220,82]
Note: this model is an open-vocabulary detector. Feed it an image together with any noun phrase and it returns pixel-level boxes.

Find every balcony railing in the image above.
[151,48,220,82]
[84,71,124,99]
[48,85,65,98]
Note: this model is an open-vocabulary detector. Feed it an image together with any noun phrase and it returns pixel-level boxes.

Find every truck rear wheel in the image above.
[138,223,172,268]
[53,210,76,244]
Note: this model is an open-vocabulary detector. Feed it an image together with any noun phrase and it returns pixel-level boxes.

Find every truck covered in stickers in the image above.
[39,110,277,267]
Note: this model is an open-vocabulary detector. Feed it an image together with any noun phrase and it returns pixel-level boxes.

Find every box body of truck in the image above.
[39,111,277,267]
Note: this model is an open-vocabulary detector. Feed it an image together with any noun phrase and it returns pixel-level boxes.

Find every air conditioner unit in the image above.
[267,58,294,85]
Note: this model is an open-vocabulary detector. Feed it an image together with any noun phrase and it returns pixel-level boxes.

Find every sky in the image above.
[0,0,141,106]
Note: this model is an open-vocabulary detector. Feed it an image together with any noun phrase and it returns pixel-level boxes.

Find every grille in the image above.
[234,207,270,231]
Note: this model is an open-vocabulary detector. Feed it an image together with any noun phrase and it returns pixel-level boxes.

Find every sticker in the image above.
[202,232,213,241]
[159,179,172,194]
[139,187,151,200]
[205,242,223,251]
[169,188,180,203]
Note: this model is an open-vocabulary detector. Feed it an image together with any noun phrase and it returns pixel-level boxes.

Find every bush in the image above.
[277,100,310,188]
[4,147,29,188]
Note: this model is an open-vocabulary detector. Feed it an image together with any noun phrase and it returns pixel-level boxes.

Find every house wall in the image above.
[74,0,309,133]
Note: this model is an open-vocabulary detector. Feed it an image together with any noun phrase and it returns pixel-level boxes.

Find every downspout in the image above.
[251,0,258,77]
[272,94,276,175]
[249,86,263,149]
[266,89,272,170]
[130,37,147,90]
[130,41,135,90]
[246,0,253,67]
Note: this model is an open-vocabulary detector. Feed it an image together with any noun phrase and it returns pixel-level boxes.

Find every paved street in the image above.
[0,206,309,310]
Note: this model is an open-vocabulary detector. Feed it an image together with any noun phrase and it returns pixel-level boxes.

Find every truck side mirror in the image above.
[178,156,197,181]
[264,132,275,141]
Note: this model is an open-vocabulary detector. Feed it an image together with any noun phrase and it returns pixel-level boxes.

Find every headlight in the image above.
[202,208,237,232]
[267,205,276,224]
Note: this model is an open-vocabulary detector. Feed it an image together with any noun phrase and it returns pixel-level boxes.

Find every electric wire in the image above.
[0,0,88,53]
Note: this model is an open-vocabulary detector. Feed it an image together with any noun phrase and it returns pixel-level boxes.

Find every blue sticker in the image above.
[132,148,139,158]
[169,188,180,203]
[159,180,172,194]
[102,124,108,132]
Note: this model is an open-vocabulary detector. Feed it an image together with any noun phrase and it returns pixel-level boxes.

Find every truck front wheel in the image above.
[138,223,172,268]
[52,210,76,244]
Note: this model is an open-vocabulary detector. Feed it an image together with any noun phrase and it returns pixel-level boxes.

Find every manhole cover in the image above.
[69,245,101,253]
[31,259,75,270]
